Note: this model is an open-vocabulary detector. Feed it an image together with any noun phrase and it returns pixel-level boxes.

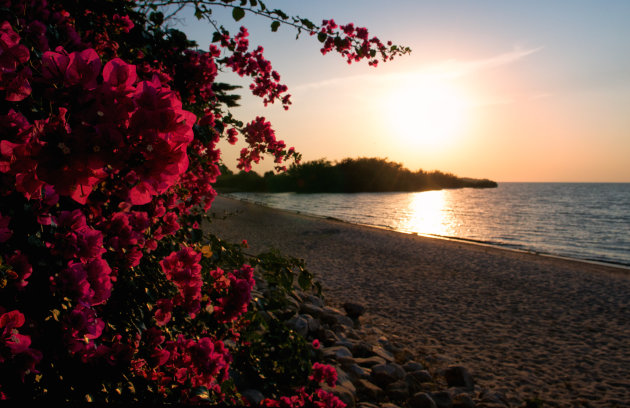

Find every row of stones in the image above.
[284,292,514,408]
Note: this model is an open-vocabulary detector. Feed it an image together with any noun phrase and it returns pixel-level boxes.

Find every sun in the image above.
[385,78,468,149]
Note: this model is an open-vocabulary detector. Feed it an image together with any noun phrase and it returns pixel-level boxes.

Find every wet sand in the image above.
[205,196,630,407]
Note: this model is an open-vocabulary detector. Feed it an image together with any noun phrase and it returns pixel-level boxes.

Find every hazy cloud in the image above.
[435,46,543,79]
[293,46,543,92]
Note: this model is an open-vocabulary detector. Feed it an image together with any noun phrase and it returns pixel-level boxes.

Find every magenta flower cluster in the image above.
[0,0,405,404]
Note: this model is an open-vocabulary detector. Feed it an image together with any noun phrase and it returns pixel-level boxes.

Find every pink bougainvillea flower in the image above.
[154,298,173,326]
[41,49,70,80]
[102,57,137,94]
[0,21,20,48]
[0,310,42,375]
[0,212,12,242]
[213,265,255,323]
[113,14,134,33]
[3,68,32,101]
[160,248,203,316]
[85,258,113,305]
[0,21,30,72]
[309,362,338,387]
[64,305,105,344]
[65,48,101,89]
[6,251,32,288]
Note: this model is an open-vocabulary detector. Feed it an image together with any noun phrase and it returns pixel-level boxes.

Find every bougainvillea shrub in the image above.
[0,0,408,403]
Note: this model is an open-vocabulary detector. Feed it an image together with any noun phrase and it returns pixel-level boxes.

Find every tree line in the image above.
[216,157,498,193]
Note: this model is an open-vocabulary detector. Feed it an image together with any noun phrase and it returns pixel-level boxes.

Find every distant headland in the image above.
[215,157,498,193]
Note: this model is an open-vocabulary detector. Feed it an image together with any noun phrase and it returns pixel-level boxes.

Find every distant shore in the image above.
[206,195,630,407]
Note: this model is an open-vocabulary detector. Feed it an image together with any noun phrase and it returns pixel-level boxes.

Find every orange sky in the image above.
[180,1,630,182]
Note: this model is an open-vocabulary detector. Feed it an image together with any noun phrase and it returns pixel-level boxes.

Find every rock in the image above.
[304,294,325,308]
[323,384,356,408]
[386,379,410,401]
[343,302,366,319]
[336,367,356,393]
[403,361,425,372]
[478,390,509,407]
[355,356,387,368]
[346,330,361,340]
[286,315,309,337]
[300,302,324,318]
[394,347,415,364]
[352,341,375,358]
[452,394,475,408]
[336,315,356,329]
[319,306,343,323]
[319,307,356,329]
[345,363,371,380]
[407,370,433,383]
[322,329,340,346]
[406,370,434,394]
[337,355,356,367]
[357,403,380,408]
[429,391,453,408]
[371,363,406,387]
[334,338,354,350]
[284,295,301,315]
[302,313,321,333]
[408,393,438,408]
[444,366,474,390]
[322,345,353,360]
[371,346,396,362]
[355,379,385,402]
[241,389,265,406]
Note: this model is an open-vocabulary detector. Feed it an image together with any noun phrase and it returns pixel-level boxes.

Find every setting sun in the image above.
[384,78,469,149]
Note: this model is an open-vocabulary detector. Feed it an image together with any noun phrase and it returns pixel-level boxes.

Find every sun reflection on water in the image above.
[395,190,452,237]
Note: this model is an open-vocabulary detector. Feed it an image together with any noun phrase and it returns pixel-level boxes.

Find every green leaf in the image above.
[317,32,327,43]
[232,7,245,21]
[149,12,164,26]
[249,0,258,6]
[212,31,223,43]
[272,9,288,20]
[300,18,315,30]
[271,21,280,32]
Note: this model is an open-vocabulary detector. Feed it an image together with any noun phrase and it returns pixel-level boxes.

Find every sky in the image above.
[175,1,630,182]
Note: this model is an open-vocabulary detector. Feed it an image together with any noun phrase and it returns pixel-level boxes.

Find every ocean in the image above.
[227,183,630,267]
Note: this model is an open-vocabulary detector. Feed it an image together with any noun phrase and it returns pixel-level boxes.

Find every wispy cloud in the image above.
[435,46,543,79]
[292,46,543,92]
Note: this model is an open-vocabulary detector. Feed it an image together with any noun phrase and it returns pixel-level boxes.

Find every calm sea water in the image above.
[228,183,630,267]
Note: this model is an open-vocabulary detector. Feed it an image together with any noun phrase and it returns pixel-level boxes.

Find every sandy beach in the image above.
[205,196,630,407]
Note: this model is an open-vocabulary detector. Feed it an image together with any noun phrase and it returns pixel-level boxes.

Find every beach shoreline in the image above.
[223,192,630,272]
[206,195,630,407]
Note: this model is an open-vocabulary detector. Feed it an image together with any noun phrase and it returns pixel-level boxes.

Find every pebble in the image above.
[255,282,518,408]
[444,366,475,390]
[371,363,406,387]
[343,302,367,319]
[429,391,453,408]
[323,345,353,360]
[409,392,438,408]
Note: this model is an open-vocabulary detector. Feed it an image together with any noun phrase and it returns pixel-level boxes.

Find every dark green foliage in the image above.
[233,316,313,397]
[232,7,245,21]
[215,157,498,193]
[202,234,322,399]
